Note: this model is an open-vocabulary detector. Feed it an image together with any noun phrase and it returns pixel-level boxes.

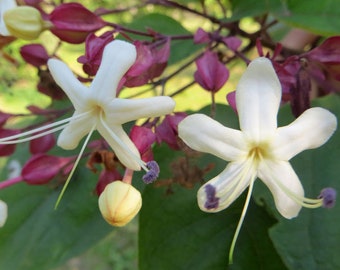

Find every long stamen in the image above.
[222,159,254,208]
[216,152,256,210]
[229,172,256,264]
[0,111,92,144]
[0,124,68,144]
[54,124,96,209]
[227,151,257,264]
[265,165,324,208]
[98,112,149,172]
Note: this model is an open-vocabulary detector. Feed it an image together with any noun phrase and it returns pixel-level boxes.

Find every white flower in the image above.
[0,40,175,205]
[178,57,337,261]
[0,0,16,36]
[47,40,175,171]
[0,199,7,227]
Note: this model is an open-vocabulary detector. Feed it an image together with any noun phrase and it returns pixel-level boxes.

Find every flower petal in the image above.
[90,40,136,101]
[272,107,337,160]
[105,96,175,125]
[97,123,141,171]
[48,59,89,110]
[236,57,281,142]
[57,112,96,150]
[258,160,304,219]
[178,114,248,161]
[0,199,7,227]
[197,160,255,212]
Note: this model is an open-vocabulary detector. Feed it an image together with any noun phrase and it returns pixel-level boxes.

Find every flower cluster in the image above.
[0,38,176,225]
[0,0,338,267]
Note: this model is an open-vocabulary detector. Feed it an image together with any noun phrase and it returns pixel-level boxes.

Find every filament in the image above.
[263,162,323,208]
[227,152,257,264]
[0,124,68,144]
[229,173,256,264]
[216,153,256,210]
[0,111,92,144]
[54,124,96,209]
[272,175,323,208]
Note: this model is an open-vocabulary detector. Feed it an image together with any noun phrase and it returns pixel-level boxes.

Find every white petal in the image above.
[236,57,281,142]
[57,112,96,150]
[272,107,337,160]
[105,96,175,125]
[97,123,141,171]
[0,199,8,227]
[197,160,255,212]
[258,160,303,219]
[48,59,89,110]
[90,40,136,101]
[0,0,17,35]
[178,114,248,161]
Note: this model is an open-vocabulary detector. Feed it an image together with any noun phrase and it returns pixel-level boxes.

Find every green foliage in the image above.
[228,0,283,21]
[139,94,340,270]
[139,181,287,270]
[0,163,113,270]
[228,0,340,35]
[273,0,340,35]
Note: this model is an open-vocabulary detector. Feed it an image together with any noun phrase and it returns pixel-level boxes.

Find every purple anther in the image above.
[318,187,337,208]
[142,161,160,184]
[204,184,219,210]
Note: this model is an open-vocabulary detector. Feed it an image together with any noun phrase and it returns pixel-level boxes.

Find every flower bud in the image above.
[77,31,114,76]
[20,44,49,67]
[3,6,50,40]
[48,3,106,44]
[123,39,170,88]
[22,154,64,185]
[98,181,142,227]
[29,133,55,154]
[155,112,187,150]
[194,28,210,44]
[194,50,229,93]
[129,125,156,162]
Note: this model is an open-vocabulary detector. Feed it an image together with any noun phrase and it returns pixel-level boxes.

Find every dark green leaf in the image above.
[228,0,340,35]
[139,184,287,270]
[228,0,284,22]
[273,0,340,35]
[0,163,113,270]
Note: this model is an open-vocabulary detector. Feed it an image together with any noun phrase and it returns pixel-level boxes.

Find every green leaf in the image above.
[139,104,287,270]
[127,13,190,36]
[253,94,340,270]
[0,164,113,270]
[228,0,284,22]
[272,0,340,35]
[228,0,340,35]
[139,185,287,270]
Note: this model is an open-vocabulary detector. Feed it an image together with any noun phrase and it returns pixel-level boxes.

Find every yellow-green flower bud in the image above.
[3,6,51,40]
[98,181,142,227]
